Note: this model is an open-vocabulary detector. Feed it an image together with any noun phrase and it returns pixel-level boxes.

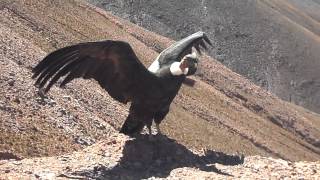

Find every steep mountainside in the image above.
[88,0,320,114]
[0,0,320,178]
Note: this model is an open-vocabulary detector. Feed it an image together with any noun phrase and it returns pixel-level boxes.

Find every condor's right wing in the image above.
[157,31,212,66]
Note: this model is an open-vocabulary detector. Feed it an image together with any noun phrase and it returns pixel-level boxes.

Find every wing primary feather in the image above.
[35,53,79,87]
[203,34,213,46]
[32,47,78,75]
[43,58,85,92]
[199,40,208,50]
[32,49,79,79]
[194,44,202,55]
[59,59,90,87]
[43,63,78,92]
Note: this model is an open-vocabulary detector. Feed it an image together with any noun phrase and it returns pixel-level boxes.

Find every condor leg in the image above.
[154,108,169,135]
[145,119,154,141]
[120,114,144,136]
[156,123,161,135]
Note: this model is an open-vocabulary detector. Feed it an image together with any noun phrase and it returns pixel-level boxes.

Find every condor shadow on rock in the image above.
[72,135,244,179]
[32,31,212,137]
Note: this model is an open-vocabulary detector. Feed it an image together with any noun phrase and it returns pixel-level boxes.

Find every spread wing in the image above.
[32,40,156,104]
[157,31,212,66]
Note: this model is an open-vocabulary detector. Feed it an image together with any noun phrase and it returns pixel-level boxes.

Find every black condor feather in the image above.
[32,31,212,136]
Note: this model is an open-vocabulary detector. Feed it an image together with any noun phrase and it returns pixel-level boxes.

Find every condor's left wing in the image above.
[32,40,158,104]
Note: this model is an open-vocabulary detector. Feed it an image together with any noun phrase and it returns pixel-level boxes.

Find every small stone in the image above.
[57,110,66,117]
[74,136,94,146]
[107,140,117,145]
[94,164,106,172]
[8,79,15,86]
[63,95,72,101]
[60,157,69,161]
[102,152,110,157]
[13,161,22,165]
[34,171,56,179]
[5,169,10,173]
[13,97,20,104]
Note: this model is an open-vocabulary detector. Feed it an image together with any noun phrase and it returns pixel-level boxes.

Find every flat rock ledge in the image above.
[0,134,319,179]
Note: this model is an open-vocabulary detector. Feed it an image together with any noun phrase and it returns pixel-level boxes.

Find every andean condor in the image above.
[32,31,212,137]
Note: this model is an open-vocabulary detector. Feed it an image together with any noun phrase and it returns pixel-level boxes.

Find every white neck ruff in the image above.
[170,61,189,76]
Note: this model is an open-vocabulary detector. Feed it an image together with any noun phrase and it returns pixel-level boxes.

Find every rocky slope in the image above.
[1,134,319,179]
[0,0,320,179]
[88,0,320,114]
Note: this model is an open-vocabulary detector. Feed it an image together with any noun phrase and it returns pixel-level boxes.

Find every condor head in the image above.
[180,52,198,76]
[169,52,198,77]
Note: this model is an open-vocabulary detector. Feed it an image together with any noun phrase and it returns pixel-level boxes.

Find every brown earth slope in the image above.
[0,0,320,173]
[90,0,320,114]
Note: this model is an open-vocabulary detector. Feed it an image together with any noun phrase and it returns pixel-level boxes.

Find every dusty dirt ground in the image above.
[0,0,319,179]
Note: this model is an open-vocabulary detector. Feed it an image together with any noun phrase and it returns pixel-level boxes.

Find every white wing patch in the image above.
[148,54,161,73]
[148,59,160,73]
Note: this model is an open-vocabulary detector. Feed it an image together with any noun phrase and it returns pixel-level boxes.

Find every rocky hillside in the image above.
[0,0,320,179]
[88,0,320,114]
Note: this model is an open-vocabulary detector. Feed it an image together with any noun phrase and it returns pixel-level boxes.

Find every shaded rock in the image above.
[0,152,22,160]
